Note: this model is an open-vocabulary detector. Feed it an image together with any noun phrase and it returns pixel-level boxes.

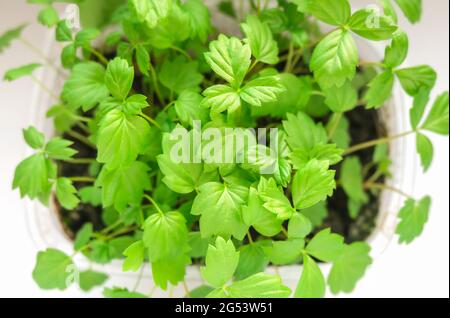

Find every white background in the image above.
[0,0,448,298]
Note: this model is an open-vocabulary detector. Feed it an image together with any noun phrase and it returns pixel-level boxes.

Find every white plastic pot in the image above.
[24,1,416,298]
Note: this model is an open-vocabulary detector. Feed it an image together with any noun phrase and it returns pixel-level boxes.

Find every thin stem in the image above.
[69,176,96,183]
[85,47,109,65]
[257,0,262,15]
[140,113,161,129]
[344,131,415,156]
[182,280,191,298]
[19,37,65,75]
[247,232,254,245]
[144,195,164,215]
[133,266,145,292]
[149,63,165,105]
[284,43,295,73]
[67,130,97,149]
[327,113,343,140]
[359,60,385,68]
[248,60,259,73]
[62,158,96,165]
[30,75,59,101]
[76,121,90,134]
[364,182,412,199]
[162,101,175,113]
[281,226,289,238]
[169,46,192,60]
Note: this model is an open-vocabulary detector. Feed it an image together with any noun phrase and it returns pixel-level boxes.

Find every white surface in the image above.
[0,0,448,298]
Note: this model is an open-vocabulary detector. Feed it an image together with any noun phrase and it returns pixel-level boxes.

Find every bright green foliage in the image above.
[45,137,77,160]
[422,92,449,135]
[74,223,93,251]
[328,242,372,294]
[183,0,212,43]
[159,57,203,95]
[129,0,172,29]
[283,112,328,151]
[322,81,358,113]
[410,87,430,130]
[241,15,279,65]
[384,31,409,68]
[79,270,108,292]
[305,0,351,26]
[288,213,312,239]
[4,63,41,81]
[396,196,431,244]
[32,249,74,290]
[348,8,397,41]
[103,287,147,298]
[56,177,80,209]
[263,239,304,265]
[291,144,343,169]
[295,254,326,298]
[240,76,285,107]
[394,0,422,24]
[223,273,291,298]
[105,58,134,101]
[175,90,209,126]
[365,70,395,109]
[235,243,268,280]
[56,20,72,42]
[258,177,295,220]
[122,241,145,272]
[23,126,45,149]
[38,6,59,27]
[396,65,437,96]
[202,85,241,115]
[340,157,369,218]
[305,228,345,262]
[74,28,100,48]
[0,24,26,53]
[416,133,433,172]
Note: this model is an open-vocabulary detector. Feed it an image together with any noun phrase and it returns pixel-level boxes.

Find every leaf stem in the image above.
[169,46,191,60]
[85,47,109,65]
[140,112,161,129]
[246,232,254,245]
[284,43,295,73]
[182,280,191,297]
[19,37,65,75]
[62,158,96,164]
[364,182,413,199]
[30,75,59,101]
[67,129,97,149]
[69,176,96,183]
[144,195,164,215]
[344,131,415,156]
[327,113,343,140]
[149,63,165,106]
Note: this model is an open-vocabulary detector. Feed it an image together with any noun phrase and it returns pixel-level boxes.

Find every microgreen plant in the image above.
[3,0,448,298]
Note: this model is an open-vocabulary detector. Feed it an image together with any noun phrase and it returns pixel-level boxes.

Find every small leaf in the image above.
[183,0,212,43]
[129,0,172,28]
[288,213,312,239]
[409,87,430,130]
[105,57,134,101]
[32,249,74,290]
[422,92,449,135]
[45,137,77,160]
[396,65,437,96]
[74,223,93,251]
[241,15,279,64]
[340,157,369,207]
[384,30,409,68]
[302,201,328,228]
[294,254,325,298]
[291,144,344,169]
[4,63,41,81]
[56,177,80,210]
[239,76,285,107]
[322,80,358,113]
[23,126,45,149]
[416,133,434,172]
[396,196,431,244]
[159,56,203,95]
[135,44,150,76]
[283,112,327,151]
[0,24,26,53]
[74,28,100,48]
[348,8,397,41]
[225,273,291,298]
[263,239,304,265]
[305,228,345,262]
[364,70,395,109]
[175,90,209,127]
[201,84,241,115]
[79,270,108,292]
[235,243,269,280]
[305,0,351,26]
[123,240,145,272]
[38,6,59,27]
[258,177,295,220]
[55,20,72,42]
[394,0,422,24]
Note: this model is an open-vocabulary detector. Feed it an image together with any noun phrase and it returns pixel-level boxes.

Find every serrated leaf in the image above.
[263,239,304,265]
[394,0,422,24]
[4,63,41,81]
[409,87,430,129]
[416,133,433,172]
[422,92,449,135]
[175,90,209,127]
[105,57,134,101]
[129,0,172,29]
[235,243,269,280]
[23,126,45,149]
[79,270,108,292]
[396,196,431,244]
[0,24,26,54]
[396,65,437,96]
[294,254,325,298]
[45,137,77,160]
[122,241,145,272]
[305,0,351,26]
[239,76,285,107]
[384,30,409,68]
[159,56,203,95]
[183,0,212,43]
[152,254,191,290]
[201,237,239,288]
[258,177,295,220]
[322,80,358,112]
[201,84,241,115]
[288,213,312,239]
[225,273,291,298]
[305,228,345,262]
[283,112,328,151]
[32,249,74,290]
[291,144,344,169]
[56,177,80,210]
[364,70,395,109]
[348,8,397,41]
[241,15,279,64]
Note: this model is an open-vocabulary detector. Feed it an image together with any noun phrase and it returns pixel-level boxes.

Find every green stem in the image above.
[140,113,161,129]
[67,130,97,149]
[364,182,412,199]
[69,176,96,183]
[144,195,164,215]
[327,113,343,140]
[76,121,91,134]
[359,60,386,68]
[284,43,295,73]
[247,232,254,245]
[169,46,191,60]
[149,63,165,106]
[85,47,109,65]
[344,131,415,156]
[182,280,191,298]
[30,75,59,101]
[19,37,65,75]
[62,158,96,164]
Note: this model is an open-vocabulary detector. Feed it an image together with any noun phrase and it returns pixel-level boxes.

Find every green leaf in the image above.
[192,182,248,239]
[32,249,74,290]
[294,254,325,298]
[302,201,328,228]
[394,0,422,24]
[263,239,304,265]
[310,29,358,88]
[239,76,285,107]
[129,0,172,28]
[409,87,430,130]
[288,213,312,239]
[422,92,449,135]
[416,133,433,172]
[201,237,239,288]
[175,90,209,127]
[305,0,351,26]
[152,254,190,290]
[225,273,291,298]
[235,243,269,280]
[135,44,150,76]
[241,15,279,64]
[38,6,59,27]
[364,70,395,109]
[55,177,80,210]
[283,112,327,151]
[291,144,344,169]
[4,63,41,81]
[384,30,409,68]
[0,24,26,54]
[62,62,109,111]
[396,65,437,96]
[348,8,397,41]
[45,137,77,160]
[143,211,189,261]
[189,285,215,298]
[79,270,108,292]
[97,109,151,168]
[96,161,151,211]
[61,43,77,68]
[201,84,241,115]
[159,56,203,95]
[204,34,251,88]
[105,57,134,101]
[103,287,147,298]
[329,115,351,149]
[183,0,212,43]
[122,240,145,272]
[292,159,336,210]
[74,223,93,251]
[55,20,72,42]
[257,177,295,220]
[305,228,345,262]
[122,94,149,115]
[242,188,283,237]
[328,242,372,294]
[340,157,369,207]
[322,80,358,112]
[23,126,45,149]
[396,196,431,244]
[74,28,100,48]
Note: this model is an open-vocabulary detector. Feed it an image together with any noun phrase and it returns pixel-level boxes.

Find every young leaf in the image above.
[56,177,80,210]
[396,196,431,244]
[192,182,248,239]
[225,273,291,298]
[122,94,149,115]
[283,112,328,151]
[74,223,93,251]
[263,239,305,265]
[62,62,109,111]
[328,242,372,294]
[204,34,251,88]
[416,133,434,172]
[13,154,53,200]
[235,244,269,280]
[340,157,369,207]
[152,254,191,290]
[74,28,100,48]
[239,76,285,107]
[105,57,134,101]
[409,87,430,130]
[129,0,172,29]
[38,6,59,27]
[241,15,279,65]
[200,237,239,288]
[322,80,358,113]
[288,213,312,239]
[79,270,108,292]
[364,70,395,109]
[135,44,150,76]
[0,24,26,54]
[45,137,77,160]
[143,211,189,261]
[305,228,345,262]
[396,65,437,96]
[394,0,422,24]
[348,8,397,41]
[310,29,358,88]
[201,84,241,115]
[97,109,151,168]
[55,20,72,42]
[257,177,295,220]
[4,63,41,81]
[183,0,212,43]
[291,144,344,169]
[305,0,351,26]
[175,90,209,127]
[23,126,45,149]
[103,287,147,298]
[294,254,326,298]
[32,249,74,290]
[159,56,203,95]
[302,201,328,228]
[421,92,449,135]
[95,161,151,211]
[384,30,409,68]
[292,159,336,210]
